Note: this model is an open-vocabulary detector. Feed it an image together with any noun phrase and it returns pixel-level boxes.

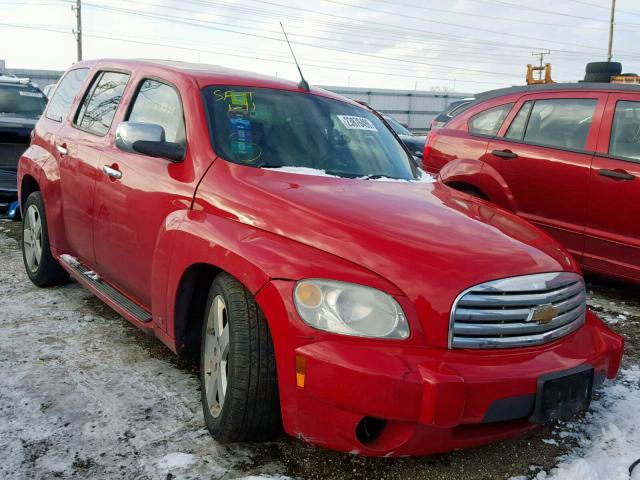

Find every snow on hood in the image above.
[271,166,436,183]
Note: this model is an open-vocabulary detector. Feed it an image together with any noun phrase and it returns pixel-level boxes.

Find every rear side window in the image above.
[75,71,130,136]
[127,79,185,145]
[522,99,596,151]
[610,100,640,162]
[505,101,533,140]
[45,68,88,122]
[468,104,513,136]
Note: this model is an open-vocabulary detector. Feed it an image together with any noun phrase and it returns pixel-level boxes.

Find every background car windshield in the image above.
[383,115,412,136]
[0,85,47,120]
[203,86,417,179]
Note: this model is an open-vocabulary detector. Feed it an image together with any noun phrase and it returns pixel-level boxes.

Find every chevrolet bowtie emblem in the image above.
[527,304,560,325]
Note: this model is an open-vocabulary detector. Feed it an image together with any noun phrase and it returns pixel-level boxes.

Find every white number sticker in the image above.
[337,115,377,131]
[19,91,44,98]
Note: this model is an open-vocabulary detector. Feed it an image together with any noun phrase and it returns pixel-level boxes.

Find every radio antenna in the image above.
[280,22,310,92]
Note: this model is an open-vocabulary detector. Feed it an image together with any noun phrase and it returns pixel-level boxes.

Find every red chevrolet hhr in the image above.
[18,60,622,456]
[424,83,640,285]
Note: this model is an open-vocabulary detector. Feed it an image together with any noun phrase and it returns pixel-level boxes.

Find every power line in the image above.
[0,22,514,88]
[81,2,526,78]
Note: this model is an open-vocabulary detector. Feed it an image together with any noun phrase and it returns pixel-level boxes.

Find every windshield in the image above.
[0,85,47,120]
[203,86,418,179]
[383,115,412,136]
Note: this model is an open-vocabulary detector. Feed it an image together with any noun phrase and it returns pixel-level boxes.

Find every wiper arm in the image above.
[360,173,404,180]
[256,162,283,169]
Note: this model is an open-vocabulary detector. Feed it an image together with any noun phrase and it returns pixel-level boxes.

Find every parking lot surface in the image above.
[1,216,638,480]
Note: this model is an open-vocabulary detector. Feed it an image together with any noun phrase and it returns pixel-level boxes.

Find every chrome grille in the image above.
[450,272,586,349]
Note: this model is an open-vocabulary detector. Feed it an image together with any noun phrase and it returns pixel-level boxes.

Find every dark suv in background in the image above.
[0,76,47,206]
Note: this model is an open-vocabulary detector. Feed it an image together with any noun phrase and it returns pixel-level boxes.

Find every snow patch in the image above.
[273,166,435,183]
[530,368,640,480]
[84,271,100,281]
[156,452,198,471]
[59,254,80,267]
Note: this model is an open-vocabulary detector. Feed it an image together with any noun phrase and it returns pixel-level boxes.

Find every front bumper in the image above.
[256,280,624,456]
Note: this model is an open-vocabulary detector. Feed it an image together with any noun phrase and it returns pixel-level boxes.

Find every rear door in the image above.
[584,94,640,282]
[483,92,607,259]
[56,70,130,265]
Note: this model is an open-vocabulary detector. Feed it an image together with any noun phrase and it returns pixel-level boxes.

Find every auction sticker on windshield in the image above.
[337,115,377,131]
[18,91,44,98]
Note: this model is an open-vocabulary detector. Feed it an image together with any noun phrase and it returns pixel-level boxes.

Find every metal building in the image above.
[0,61,63,88]
[323,86,472,134]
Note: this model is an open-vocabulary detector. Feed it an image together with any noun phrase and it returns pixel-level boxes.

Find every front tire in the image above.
[22,191,69,287]
[200,272,281,442]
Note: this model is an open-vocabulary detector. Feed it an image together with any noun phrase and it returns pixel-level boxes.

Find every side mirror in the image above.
[115,122,185,163]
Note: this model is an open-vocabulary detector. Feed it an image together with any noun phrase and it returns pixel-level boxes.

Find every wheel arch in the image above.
[439,158,518,212]
[173,262,221,360]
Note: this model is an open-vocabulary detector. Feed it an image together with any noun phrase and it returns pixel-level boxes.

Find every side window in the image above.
[610,100,640,162]
[468,104,513,137]
[45,68,89,122]
[505,101,533,141]
[523,99,596,151]
[75,71,130,136]
[127,79,185,145]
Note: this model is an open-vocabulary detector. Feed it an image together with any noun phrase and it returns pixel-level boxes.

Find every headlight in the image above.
[293,279,409,339]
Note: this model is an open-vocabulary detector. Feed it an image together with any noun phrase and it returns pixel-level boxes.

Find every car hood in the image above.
[198,160,578,344]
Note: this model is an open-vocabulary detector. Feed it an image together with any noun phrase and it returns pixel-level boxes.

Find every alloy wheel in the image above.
[23,204,43,273]
[203,295,230,418]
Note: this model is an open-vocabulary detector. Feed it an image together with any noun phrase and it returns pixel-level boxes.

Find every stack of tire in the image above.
[583,62,622,83]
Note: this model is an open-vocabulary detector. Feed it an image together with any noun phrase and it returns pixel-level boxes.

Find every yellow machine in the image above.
[526,63,554,85]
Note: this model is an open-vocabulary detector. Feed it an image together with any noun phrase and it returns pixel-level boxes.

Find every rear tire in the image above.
[200,272,281,442]
[585,61,622,75]
[583,72,615,83]
[22,191,69,287]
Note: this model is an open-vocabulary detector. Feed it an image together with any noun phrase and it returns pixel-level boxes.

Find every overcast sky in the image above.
[3,0,640,94]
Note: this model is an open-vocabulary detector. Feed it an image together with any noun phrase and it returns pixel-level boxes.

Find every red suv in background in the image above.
[18,61,623,456]
[424,83,640,284]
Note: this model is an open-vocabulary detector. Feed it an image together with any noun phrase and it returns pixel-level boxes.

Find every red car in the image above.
[424,83,640,285]
[18,60,622,456]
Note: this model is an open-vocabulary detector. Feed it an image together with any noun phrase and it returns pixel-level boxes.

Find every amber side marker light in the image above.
[295,354,307,388]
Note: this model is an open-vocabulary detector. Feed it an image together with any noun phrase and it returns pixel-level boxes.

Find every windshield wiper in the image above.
[255,162,284,169]
[360,173,405,180]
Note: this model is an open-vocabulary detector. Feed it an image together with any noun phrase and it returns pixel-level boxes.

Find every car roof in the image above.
[72,58,357,105]
[449,82,640,117]
[476,82,640,101]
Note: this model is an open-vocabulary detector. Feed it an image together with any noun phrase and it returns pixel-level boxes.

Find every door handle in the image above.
[56,143,68,156]
[598,169,635,181]
[102,165,122,180]
[491,149,518,159]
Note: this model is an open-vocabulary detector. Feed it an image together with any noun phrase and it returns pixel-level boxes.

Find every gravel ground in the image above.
[0,216,638,480]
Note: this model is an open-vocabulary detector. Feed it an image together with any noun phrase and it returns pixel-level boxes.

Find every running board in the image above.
[60,255,152,323]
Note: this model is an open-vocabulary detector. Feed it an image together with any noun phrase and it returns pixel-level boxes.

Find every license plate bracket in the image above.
[530,365,594,424]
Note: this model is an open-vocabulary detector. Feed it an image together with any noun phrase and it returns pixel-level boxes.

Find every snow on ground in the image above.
[524,368,640,480]
[0,231,289,480]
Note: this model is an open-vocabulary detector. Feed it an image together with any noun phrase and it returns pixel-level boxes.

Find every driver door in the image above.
[93,77,191,309]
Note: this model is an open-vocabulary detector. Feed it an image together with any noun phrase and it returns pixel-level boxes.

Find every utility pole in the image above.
[72,0,82,62]
[531,50,551,80]
[608,0,616,62]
